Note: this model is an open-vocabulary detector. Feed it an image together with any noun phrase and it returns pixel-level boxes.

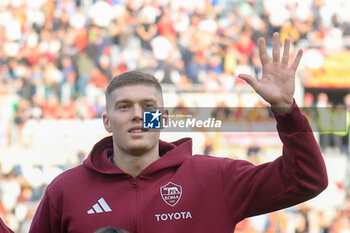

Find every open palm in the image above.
[238,33,303,113]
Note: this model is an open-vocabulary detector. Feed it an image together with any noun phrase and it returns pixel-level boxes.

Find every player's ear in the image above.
[102,111,112,133]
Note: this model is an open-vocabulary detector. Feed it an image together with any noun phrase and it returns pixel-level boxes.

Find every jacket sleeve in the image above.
[29,189,62,233]
[0,218,14,233]
[222,100,328,223]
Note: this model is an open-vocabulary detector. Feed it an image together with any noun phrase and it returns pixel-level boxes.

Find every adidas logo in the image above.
[87,198,112,214]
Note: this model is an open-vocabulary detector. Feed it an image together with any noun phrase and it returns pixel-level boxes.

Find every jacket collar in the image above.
[83,136,192,176]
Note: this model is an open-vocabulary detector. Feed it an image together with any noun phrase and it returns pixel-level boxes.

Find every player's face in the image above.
[103,85,163,156]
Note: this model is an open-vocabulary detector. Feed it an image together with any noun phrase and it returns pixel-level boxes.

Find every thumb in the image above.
[237,74,259,90]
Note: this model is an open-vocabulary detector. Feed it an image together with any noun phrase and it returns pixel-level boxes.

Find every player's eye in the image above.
[144,104,156,110]
[117,104,129,110]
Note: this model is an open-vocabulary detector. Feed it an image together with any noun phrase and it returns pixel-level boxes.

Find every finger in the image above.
[272,32,280,63]
[237,74,259,90]
[258,38,269,66]
[291,49,303,71]
[281,37,290,65]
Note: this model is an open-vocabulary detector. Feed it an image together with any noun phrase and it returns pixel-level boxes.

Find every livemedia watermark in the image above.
[142,106,348,133]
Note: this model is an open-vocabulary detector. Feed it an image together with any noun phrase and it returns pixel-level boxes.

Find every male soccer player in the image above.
[29,33,328,233]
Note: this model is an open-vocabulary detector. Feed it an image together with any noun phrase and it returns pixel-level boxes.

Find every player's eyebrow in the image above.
[141,99,158,104]
[114,99,130,105]
[113,98,158,107]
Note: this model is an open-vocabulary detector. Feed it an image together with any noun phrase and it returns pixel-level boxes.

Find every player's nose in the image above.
[132,105,143,121]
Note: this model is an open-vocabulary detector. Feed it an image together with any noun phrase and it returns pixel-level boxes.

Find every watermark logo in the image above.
[143,108,222,131]
[143,110,162,129]
[141,107,346,133]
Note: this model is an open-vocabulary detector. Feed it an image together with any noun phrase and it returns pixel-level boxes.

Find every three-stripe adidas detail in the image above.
[87,198,112,214]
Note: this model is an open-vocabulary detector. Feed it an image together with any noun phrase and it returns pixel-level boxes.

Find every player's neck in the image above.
[113,146,160,177]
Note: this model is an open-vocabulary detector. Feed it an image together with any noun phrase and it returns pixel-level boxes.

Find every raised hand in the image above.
[237,32,303,113]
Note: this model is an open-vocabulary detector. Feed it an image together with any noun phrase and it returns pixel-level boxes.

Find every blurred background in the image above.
[0,0,349,232]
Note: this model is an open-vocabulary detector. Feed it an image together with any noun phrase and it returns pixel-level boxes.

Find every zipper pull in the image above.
[133,178,138,188]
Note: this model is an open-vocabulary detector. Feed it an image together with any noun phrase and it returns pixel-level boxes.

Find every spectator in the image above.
[295,204,310,233]
[157,7,177,40]
[280,19,300,44]
[316,92,333,151]
[246,144,261,165]
[235,30,256,59]
[76,51,95,96]
[135,3,159,52]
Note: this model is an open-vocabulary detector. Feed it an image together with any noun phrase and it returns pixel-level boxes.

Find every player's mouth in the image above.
[128,127,148,135]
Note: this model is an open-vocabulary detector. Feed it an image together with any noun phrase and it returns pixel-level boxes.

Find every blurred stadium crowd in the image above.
[0,0,350,232]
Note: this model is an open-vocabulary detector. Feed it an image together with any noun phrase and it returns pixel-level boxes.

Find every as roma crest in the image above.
[160,182,182,207]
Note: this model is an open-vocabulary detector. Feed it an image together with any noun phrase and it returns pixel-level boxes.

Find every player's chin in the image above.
[129,137,158,152]
[128,144,154,156]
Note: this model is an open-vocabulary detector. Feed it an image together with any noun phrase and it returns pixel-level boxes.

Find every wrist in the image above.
[270,100,294,114]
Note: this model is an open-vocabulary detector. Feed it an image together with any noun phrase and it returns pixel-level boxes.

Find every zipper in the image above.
[132,177,139,233]
[133,177,138,189]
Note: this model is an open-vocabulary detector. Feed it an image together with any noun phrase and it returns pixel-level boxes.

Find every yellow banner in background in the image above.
[304,52,350,88]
